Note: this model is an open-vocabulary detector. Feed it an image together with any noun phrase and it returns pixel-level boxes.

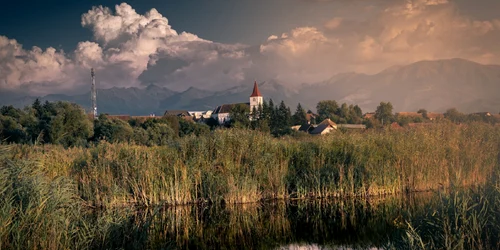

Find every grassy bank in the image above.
[6,121,500,208]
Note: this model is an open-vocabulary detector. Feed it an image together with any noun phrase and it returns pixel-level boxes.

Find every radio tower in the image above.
[91,68,97,119]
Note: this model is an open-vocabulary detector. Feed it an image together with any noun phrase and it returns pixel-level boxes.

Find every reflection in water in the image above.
[90,193,437,249]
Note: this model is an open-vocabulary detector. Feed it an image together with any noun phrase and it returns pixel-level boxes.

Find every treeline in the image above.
[2,99,500,146]
[227,99,500,133]
[0,99,209,147]
[224,100,295,136]
[225,99,366,136]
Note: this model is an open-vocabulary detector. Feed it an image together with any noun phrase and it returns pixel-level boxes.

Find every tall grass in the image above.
[8,121,500,208]
[402,178,500,249]
[2,119,500,249]
[0,145,91,249]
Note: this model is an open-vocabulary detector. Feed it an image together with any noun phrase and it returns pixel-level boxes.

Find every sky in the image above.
[1,0,500,95]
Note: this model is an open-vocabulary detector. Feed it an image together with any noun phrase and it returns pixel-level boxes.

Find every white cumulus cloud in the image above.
[0,1,499,95]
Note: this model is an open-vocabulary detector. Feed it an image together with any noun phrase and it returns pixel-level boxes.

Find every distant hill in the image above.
[2,58,499,114]
[0,85,177,116]
[298,58,500,113]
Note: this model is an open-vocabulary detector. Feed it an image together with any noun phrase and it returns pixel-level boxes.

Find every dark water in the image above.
[93,194,436,249]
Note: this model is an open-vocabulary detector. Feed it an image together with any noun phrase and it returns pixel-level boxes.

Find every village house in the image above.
[211,104,239,124]
[296,116,366,135]
[164,110,191,117]
[297,123,315,133]
[391,122,403,130]
[188,110,213,120]
[363,112,375,119]
[310,119,337,135]
[164,110,194,122]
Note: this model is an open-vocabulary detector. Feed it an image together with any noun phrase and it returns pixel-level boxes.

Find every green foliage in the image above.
[375,102,394,125]
[48,102,93,147]
[179,119,210,137]
[444,108,466,123]
[145,123,175,146]
[270,101,292,136]
[205,117,219,129]
[316,100,339,122]
[229,103,250,128]
[252,119,270,133]
[93,115,134,143]
[417,108,428,119]
[292,103,307,125]
[0,115,27,143]
[316,100,364,124]
[0,105,22,119]
[398,117,411,127]
[261,99,272,121]
[160,116,181,135]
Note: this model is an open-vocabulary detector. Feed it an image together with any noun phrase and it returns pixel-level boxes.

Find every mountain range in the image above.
[1,58,499,115]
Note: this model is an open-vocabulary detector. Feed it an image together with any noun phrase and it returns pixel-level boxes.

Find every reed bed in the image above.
[6,121,500,208]
[402,184,500,250]
[1,119,500,249]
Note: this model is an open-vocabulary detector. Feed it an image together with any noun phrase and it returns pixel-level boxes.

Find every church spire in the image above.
[250,81,262,97]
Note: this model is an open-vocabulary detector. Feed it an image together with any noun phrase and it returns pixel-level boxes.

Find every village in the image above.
[103,81,500,136]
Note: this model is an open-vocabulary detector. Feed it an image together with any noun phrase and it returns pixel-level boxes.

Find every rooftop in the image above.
[250,81,262,97]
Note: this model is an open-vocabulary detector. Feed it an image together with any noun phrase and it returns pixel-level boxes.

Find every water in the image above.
[91,194,437,249]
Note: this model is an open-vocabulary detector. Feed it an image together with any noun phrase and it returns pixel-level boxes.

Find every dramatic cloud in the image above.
[0,36,76,94]
[262,0,500,78]
[0,1,499,94]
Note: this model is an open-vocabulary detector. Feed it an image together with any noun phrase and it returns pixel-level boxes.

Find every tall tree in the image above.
[338,103,350,124]
[229,103,250,128]
[374,102,394,125]
[276,101,292,128]
[316,100,339,122]
[261,100,271,121]
[48,102,93,147]
[346,104,363,124]
[93,114,133,143]
[292,103,307,125]
[32,98,42,118]
[417,108,428,120]
[251,106,259,121]
[270,100,293,136]
[444,108,465,123]
[353,105,363,118]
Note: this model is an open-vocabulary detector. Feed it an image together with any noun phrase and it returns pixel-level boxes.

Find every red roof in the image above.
[250,81,262,97]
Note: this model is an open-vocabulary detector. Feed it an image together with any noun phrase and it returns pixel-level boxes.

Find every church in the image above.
[211,81,263,124]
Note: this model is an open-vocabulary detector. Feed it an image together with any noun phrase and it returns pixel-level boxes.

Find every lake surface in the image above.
[92,193,437,249]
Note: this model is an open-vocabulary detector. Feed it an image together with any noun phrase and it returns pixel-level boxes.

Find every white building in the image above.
[211,81,263,125]
[188,110,213,119]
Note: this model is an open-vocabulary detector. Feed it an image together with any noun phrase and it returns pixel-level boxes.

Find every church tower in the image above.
[249,81,263,113]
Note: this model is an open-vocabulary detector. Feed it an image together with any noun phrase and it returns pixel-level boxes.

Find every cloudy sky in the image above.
[1,0,499,95]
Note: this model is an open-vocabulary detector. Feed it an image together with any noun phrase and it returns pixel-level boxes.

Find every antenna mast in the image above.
[91,68,97,119]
